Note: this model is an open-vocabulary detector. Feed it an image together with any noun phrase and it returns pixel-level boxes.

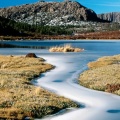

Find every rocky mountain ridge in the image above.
[0,1,101,25]
[97,12,120,23]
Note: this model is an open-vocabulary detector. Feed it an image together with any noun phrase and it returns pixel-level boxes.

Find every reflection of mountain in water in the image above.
[0,42,49,49]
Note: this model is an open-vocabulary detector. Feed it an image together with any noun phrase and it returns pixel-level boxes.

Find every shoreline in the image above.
[33,54,120,120]
[1,42,120,120]
[0,55,78,119]
[1,30,120,40]
[79,54,120,96]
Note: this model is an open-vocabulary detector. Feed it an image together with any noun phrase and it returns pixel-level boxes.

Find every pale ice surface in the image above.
[34,54,120,120]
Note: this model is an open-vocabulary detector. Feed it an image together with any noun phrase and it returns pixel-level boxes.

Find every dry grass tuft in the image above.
[0,55,78,119]
[49,44,84,52]
[79,54,120,96]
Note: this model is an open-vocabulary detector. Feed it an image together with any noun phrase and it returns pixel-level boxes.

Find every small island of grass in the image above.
[0,55,78,119]
[49,44,84,52]
[79,54,120,96]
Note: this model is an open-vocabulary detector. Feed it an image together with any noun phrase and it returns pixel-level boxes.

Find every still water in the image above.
[1,40,120,55]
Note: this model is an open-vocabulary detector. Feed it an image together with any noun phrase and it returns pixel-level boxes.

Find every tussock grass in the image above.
[79,54,120,95]
[0,55,78,119]
[49,44,84,52]
[88,54,120,69]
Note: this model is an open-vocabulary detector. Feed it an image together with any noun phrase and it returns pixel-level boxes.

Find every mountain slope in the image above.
[97,12,120,23]
[0,16,74,37]
[0,1,100,25]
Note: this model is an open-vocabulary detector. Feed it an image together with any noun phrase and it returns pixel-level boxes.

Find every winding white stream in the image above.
[34,54,120,120]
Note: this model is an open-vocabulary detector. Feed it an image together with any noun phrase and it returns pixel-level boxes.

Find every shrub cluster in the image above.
[49,44,84,52]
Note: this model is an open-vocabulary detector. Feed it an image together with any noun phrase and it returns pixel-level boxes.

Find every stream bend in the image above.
[34,55,120,120]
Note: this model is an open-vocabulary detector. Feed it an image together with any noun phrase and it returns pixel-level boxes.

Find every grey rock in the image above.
[97,12,120,23]
[0,1,99,25]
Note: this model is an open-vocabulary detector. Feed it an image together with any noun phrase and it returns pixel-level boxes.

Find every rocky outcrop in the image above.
[25,53,38,58]
[0,1,100,25]
[97,12,120,23]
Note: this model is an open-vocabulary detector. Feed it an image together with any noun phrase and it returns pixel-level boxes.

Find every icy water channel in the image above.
[0,40,120,120]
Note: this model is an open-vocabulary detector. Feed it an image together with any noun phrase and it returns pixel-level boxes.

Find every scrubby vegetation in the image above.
[1,16,120,40]
[79,54,120,95]
[49,44,84,52]
[0,16,72,37]
[0,15,83,38]
[0,55,78,119]
[0,16,22,36]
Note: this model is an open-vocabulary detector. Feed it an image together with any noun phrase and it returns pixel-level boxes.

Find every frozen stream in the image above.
[1,40,120,120]
[34,54,120,120]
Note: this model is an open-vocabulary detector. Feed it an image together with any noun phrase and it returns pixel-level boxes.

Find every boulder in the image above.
[25,53,38,58]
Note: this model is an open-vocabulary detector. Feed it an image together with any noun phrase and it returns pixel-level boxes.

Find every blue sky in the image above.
[0,0,120,14]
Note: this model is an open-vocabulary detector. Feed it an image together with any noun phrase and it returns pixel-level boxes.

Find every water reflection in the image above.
[0,42,49,49]
[107,110,120,113]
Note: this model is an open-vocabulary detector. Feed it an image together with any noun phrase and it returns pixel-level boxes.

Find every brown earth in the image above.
[0,30,120,40]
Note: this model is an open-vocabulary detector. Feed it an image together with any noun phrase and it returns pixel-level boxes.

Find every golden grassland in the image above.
[79,54,120,95]
[0,55,78,119]
[49,44,84,52]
